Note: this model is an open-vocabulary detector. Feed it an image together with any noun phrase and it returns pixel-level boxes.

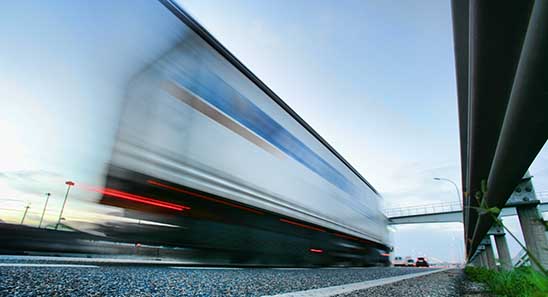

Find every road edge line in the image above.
[263,268,451,297]
[0,263,99,268]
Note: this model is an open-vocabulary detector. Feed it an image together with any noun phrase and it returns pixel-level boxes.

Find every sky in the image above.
[0,0,547,263]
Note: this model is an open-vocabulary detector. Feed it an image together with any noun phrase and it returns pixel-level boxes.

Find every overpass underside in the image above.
[451,0,548,270]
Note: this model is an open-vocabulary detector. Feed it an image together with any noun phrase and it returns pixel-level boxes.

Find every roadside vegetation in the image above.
[465,266,548,297]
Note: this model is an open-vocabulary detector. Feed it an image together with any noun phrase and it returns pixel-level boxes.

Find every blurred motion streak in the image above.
[86,186,190,211]
[334,233,360,241]
[279,218,327,233]
[147,179,264,215]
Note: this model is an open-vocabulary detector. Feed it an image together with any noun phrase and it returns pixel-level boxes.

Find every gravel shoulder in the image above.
[460,274,493,297]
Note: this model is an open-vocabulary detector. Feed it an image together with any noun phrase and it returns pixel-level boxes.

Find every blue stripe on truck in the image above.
[171,67,356,196]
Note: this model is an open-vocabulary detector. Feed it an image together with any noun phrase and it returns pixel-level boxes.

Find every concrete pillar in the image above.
[476,254,482,267]
[471,256,479,267]
[516,204,548,272]
[494,234,512,270]
[480,250,487,267]
[483,251,489,268]
[479,238,496,270]
[473,255,480,267]
[489,224,512,270]
[485,242,497,270]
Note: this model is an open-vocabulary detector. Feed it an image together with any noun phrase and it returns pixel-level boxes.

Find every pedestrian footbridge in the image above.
[385,192,548,225]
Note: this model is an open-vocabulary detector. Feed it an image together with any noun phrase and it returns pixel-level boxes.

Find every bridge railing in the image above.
[384,201,462,218]
[383,190,547,219]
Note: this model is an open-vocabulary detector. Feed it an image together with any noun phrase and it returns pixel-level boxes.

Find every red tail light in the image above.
[84,185,190,211]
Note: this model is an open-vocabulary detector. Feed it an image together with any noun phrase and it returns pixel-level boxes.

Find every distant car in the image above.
[405,258,415,267]
[393,256,406,267]
[415,257,429,267]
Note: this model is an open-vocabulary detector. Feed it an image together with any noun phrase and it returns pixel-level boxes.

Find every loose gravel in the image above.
[460,276,493,297]
[334,269,463,297]
[0,264,437,297]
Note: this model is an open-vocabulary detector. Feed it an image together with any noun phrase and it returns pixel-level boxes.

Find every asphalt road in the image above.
[335,269,463,297]
[0,258,440,297]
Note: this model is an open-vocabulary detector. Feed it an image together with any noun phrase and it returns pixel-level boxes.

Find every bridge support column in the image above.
[507,175,548,272]
[468,254,476,266]
[489,224,512,270]
[481,238,496,270]
[474,255,482,267]
[477,246,487,268]
[476,253,483,267]
[481,251,488,268]
[517,204,548,272]
[470,255,479,266]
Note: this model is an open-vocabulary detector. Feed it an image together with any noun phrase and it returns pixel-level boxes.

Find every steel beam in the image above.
[464,0,534,255]
[469,0,548,256]
[450,0,470,247]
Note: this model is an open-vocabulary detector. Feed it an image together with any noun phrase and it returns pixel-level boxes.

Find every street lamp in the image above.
[20,202,31,225]
[56,181,74,230]
[39,192,51,228]
[434,177,462,207]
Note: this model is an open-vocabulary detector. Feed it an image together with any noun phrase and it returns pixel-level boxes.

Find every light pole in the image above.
[39,193,51,228]
[433,177,462,208]
[56,181,74,230]
[20,202,30,225]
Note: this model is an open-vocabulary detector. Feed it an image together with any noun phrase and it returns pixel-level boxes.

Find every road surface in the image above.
[0,256,452,296]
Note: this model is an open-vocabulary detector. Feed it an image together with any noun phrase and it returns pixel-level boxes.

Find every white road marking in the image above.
[0,263,99,268]
[170,266,243,270]
[263,268,450,297]
[0,255,198,265]
[271,268,311,271]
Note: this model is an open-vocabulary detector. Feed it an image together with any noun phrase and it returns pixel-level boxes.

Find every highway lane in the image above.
[0,258,439,296]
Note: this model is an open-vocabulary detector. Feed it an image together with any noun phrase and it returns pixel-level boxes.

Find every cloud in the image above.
[0,170,64,195]
[0,169,61,180]
[0,169,103,205]
[380,161,461,208]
